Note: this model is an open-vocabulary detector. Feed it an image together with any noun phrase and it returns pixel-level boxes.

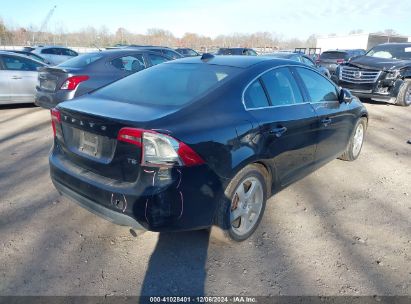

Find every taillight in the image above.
[117,128,205,167]
[50,108,61,137]
[336,59,345,64]
[60,75,89,90]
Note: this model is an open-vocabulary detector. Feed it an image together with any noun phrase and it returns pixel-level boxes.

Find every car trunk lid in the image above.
[55,96,180,182]
[38,67,82,92]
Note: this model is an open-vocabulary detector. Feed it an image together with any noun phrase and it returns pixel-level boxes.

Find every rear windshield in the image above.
[320,51,347,60]
[366,44,411,60]
[58,53,103,68]
[217,49,243,55]
[94,63,241,106]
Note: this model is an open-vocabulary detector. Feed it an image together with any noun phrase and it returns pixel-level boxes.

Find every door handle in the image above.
[269,126,288,138]
[321,118,332,126]
[11,76,22,80]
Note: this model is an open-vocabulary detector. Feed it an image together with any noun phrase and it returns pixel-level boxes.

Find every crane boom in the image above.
[35,5,57,44]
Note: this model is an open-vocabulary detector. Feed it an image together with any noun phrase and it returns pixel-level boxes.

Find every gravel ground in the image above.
[0,101,410,296]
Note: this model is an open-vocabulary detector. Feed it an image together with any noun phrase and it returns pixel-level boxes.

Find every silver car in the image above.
[0,51,47,104]
[31,46,78,65]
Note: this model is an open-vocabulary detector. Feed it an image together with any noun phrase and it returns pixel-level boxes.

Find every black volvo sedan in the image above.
[49,55,368,242]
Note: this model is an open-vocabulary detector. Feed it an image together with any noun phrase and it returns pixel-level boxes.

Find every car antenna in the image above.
[201,53,214,62]
[92,43,102,52]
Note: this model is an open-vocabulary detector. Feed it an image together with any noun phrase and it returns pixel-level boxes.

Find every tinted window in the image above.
[302,56,315,67]
[59,53,103,68]
[244,80,270,108]
[261,68,304,106]
[41,48,57,55]
[296,68,338,102]
[111,55,146,72]
[2,55,42,71]
[186,49,199,56]
[247,49,258,56]
[290,55,302,62]
[59,49,78,57]
[320,51,347,60]
[94,63,240,106]
[148,53,169,65]
[162,49,180,59]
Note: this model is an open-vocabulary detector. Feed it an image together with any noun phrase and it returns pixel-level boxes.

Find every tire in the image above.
[395,79,411,107]
[212,164,268,242]
[339,118,367,161]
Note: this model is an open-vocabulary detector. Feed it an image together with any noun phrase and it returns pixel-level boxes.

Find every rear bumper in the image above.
[53,179,146,230]
[35,89,76,109]
[49,146,224,232]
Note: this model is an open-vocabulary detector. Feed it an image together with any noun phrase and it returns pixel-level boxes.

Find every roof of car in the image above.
[265,52,300,57]
[67,49,173,61]
[166,55,299,68]
[33,45,73,49]
[379,42,411,46]
[0,50,47,64]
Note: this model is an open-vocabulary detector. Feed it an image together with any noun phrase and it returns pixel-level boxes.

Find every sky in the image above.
[1,0,411,39]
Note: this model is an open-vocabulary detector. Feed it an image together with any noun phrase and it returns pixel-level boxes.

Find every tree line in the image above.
[0,19,318,51]
[0,18,401,52]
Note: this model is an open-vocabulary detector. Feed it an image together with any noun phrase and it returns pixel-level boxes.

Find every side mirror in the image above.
[339,88,353,104]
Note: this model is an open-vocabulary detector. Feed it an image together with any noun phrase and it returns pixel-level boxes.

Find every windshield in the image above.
[366,44,411,60]
[94,63,241,106]
[58,53,103,68]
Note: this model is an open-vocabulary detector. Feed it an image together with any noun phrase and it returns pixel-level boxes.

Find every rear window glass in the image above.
[244,80,270,108]
[320,51,347,60]
[217,49,243,55]
[94,63,241,106]
[59,53,103,68]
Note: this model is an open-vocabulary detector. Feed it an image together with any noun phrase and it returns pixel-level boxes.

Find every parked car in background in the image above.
[127,46,184,60]
[265,52,331,77]
[333,43,411,106]
[175,48,200,57]
[317,49,366,74]
[0,51,47,104]
[31,46,79,65]
[35,49,171,109]
[216,48,258,56]
[6,50,51,64]
[48,55,367,242]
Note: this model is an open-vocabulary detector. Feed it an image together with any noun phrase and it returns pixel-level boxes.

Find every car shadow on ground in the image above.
[140,230,210,296]
[0,103,38,110]
[358,98,393,106]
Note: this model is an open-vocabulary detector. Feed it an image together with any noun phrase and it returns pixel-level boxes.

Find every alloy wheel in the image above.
[230,176,264,237]
[352,123,364,157]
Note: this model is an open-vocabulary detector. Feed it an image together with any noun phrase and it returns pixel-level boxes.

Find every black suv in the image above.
[317,49,365,74]
[332,43,411,106]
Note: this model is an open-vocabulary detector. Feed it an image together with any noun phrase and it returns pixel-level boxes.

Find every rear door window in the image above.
[111,55,146,72]
[296,67,338,102]
[63,49,78,56]
[148,53,169,65]
[244,80,270,108]
[41,48,57,55]
[2,55,43,71]
[261,67,304,106]
[162,49,180,59]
